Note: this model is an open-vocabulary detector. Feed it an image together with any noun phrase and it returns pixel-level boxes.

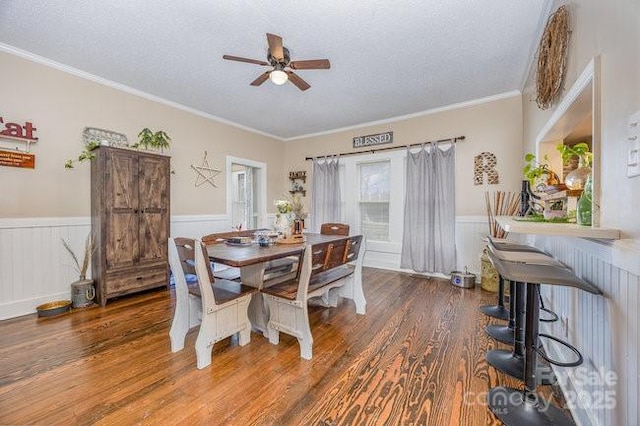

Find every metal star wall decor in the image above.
[191,151,221,187]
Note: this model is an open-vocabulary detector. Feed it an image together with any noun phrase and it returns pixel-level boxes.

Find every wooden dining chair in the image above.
[168,237,201,353]
[168,237,255,369]
[320,223,350,236]
[262,235,365,360]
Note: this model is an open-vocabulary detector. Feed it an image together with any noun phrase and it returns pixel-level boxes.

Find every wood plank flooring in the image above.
[0,268,568,425]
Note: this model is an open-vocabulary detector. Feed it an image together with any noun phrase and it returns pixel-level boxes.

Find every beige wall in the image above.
[523,0,640,240]
[284,94,524,216]
[0,51,286,218]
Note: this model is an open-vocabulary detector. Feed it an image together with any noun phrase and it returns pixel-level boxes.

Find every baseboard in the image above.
[0,292,71,321]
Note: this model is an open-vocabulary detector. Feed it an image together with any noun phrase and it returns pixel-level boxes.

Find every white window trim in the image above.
[340,150,406,251]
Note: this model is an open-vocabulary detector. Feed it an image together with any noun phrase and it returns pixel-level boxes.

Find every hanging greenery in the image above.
[64,140,100,169]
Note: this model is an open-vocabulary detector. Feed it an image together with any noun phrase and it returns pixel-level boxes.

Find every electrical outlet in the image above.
[628,110,640,178]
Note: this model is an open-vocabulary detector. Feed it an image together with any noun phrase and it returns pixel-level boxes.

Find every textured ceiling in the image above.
[0,0,551,140]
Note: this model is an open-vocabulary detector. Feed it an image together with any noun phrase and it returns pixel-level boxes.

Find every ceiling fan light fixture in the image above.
[270,69,288,85]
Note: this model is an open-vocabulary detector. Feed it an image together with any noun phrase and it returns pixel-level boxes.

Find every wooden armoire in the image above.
[91,146,170,306]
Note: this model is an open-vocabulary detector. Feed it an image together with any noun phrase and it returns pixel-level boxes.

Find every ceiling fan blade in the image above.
[266,33,284,61]
[286,71,311,91]
[223,55,269,66]
[250,72,270,86]
[289,59,331,70]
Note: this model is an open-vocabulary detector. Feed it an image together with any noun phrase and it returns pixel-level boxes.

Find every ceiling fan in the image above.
[223,33,330,91]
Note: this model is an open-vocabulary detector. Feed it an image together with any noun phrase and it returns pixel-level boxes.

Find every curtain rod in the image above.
[304,135,465,161]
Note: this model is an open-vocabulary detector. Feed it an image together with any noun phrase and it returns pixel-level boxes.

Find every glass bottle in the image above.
[565,157,592,190]
[576,174,592,226]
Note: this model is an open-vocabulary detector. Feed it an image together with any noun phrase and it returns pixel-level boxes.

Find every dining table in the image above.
[206,233,357,337]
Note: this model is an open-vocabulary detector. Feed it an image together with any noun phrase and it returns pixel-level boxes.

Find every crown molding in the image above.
[284,91,522,142]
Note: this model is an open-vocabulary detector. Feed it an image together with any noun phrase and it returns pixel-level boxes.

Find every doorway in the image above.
[226,156,267,230]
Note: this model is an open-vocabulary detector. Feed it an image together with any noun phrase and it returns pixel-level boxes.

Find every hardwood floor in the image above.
[0,268,567,425]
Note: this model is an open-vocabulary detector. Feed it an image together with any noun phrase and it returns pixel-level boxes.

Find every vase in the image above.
[518,180,531,216]
[565,158,591,190]
[274,213,291,236]
[480,248,499,292]
[576,174,593,226]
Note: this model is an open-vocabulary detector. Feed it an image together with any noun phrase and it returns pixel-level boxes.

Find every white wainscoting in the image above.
[0,215,490,319]
[529,235,640,426]
[363,216,490,279]
[0,215,229,320]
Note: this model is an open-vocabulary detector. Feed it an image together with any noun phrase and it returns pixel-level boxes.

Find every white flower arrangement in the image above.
[275,199,293,215]
[274,195,306,219]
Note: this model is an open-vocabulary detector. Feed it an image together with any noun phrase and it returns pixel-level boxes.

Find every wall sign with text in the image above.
[0,114,38,169]
[353,131,393,148]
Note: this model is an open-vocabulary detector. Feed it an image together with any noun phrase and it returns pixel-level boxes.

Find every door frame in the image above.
[225,156,267,229]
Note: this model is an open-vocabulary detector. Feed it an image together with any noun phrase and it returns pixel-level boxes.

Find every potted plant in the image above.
[522,153,560,192]
[133,128,171,151]
[61,233,96,308]
[556,142,592,168]
[556,142,592,190]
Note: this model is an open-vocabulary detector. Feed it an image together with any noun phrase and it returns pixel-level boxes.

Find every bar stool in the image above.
[479,238,547,321]
[485,248,565,385]
[486,253,601,425]
[484,243,562,345]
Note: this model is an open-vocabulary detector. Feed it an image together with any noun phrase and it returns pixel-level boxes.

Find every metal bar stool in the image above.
[485,249,565,385]
[486,253,602,426]
[479,237,547,321]
[484,242,562,345]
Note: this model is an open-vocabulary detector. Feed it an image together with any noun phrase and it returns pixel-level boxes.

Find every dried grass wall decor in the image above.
[535,5,570,110]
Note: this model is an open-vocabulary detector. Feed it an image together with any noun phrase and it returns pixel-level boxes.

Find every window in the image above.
[358,161,390,241]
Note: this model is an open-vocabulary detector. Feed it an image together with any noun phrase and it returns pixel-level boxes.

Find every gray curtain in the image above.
[400,143,456,273]
[311,156,341,232]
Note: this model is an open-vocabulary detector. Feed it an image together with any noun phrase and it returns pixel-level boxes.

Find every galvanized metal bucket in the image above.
[71,279,95,308]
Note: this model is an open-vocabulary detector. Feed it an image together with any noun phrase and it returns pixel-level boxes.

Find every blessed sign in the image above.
[353,131,393,148]
[0,149,35,169]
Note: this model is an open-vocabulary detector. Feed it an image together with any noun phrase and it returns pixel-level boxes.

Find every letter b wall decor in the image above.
[474,152,499,185]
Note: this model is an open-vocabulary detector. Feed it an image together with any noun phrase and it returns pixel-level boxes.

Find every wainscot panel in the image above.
[1,215,490,318]
[0,215,228,319]
[530,235,639,426]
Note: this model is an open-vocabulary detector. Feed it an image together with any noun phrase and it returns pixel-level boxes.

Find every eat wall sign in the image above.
[0,115,38,142]
[0,115,38,169]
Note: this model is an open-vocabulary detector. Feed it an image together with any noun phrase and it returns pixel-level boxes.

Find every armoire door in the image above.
[138,154,169,267]
[104,149,139,270]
